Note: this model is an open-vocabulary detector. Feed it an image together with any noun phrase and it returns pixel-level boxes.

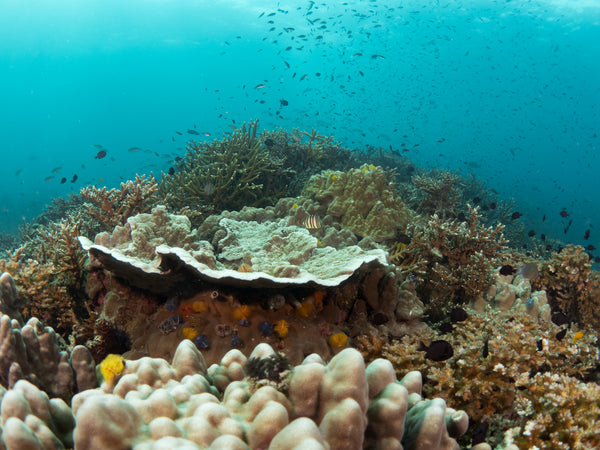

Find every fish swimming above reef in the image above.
[187,129,200,135]
[303,215,321,230]
[516,262,539,281]
[94,150,107,159]
[419,340,454,361]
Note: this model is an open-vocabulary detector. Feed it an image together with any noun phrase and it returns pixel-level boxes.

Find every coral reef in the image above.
[376,308,599,446]
[159,120,287,213]
[533,244,600,328]
[391,205,507,320]
[302,164,411,242]
[0,274,97,401]
[503,372,600,449]
[79,205,387,293]
[80,173,160,230]
[411,169,463,219]
[0,340,476,449]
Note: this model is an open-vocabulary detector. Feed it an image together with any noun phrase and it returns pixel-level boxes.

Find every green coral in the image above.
[160,120,288,212]
[302,164,410,242]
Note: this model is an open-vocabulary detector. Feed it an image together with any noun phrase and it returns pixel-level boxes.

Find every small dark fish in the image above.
[71,174,78,183]
[511,212,522,220]
[187,129,200,135]
[541,234,546,241]
[551,310,569,326]
[300,74,307,80]
[542,214,546,222]
[284,61,290,68]
[420,340,453,361]
[60,177,67,184]
[584,229,590,240]
[586,244,596,251]
[555,328,567,341]
[482,338,489,358]
[280,99,288,106]
[175,131,183,135]
[564,219,573,234]
[14,169,22,176]
[472,421,489,445]
[51,167,62,174]
[560,209,569,218]
[128,147,142,153]
[499,265,516,276]
[44,176,54,182]
[528,230,536,237]
[371,54,386,59]
[370,312,388,326]
[168,167,175,176]
[516,262,539,281]
[254,83,266,89]
[449,307,468,323]
[93,144,103,149]
[94,150,107,159]
[438,322,453,333]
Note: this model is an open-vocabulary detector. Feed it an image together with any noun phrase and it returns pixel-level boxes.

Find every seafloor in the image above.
[1,123,598,449]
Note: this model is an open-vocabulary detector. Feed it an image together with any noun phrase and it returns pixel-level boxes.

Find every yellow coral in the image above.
[295,301,313,318]
[274,320,289,338]
[329,332,348,347]
[233,305,251,321]
[192,300,208,313]
[99,354,126,384]
[182,327,199,340]
[573,330,585,343]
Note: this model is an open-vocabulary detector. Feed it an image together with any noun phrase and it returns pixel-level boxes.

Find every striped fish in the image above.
[303,215,321,230]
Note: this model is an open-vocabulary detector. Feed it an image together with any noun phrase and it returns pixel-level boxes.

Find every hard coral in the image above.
[393,205,507,318]
[533,244,600,328]
[379,308,600,446]
[411,169,463,219]
[160,120,286,212]
[302,164,411,242]
[80,173,160,230]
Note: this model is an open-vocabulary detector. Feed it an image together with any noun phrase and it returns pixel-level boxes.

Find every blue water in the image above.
[1,0,599,253]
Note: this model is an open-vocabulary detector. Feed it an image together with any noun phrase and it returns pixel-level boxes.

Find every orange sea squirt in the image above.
[233,305,251,321]
[295,301,313,318]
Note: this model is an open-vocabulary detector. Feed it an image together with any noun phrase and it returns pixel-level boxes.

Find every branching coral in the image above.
[411,169,463,219]
[160,120,287,212]
[81,173,160,230]
[391,205,507,318]
[504,372,600,449]
[377,309,600,446]
[532,244,600,328]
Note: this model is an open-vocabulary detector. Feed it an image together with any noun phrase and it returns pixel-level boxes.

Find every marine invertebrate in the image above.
[80,173,160,230]
[379,308,600,446]
[411,169,463,219]
[504,372,600,449]
[159,120,286,212]
[533,244,600,328]
[392,205,507,318]
[98,354,126,385]
[302,164,411,242]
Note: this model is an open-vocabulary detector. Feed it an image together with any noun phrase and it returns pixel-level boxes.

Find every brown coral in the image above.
[80,173,160,230]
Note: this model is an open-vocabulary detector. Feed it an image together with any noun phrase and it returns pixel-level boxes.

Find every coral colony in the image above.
[1,122,600,448]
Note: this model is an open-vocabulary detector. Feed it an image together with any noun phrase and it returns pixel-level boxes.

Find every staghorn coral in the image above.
[377,308,600,446]
[411,169,463,219]
[503,372,600,449]
[392,205,507,319]
[160,120,288,213]
[532,244,600,328]
[80,173,160,230]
